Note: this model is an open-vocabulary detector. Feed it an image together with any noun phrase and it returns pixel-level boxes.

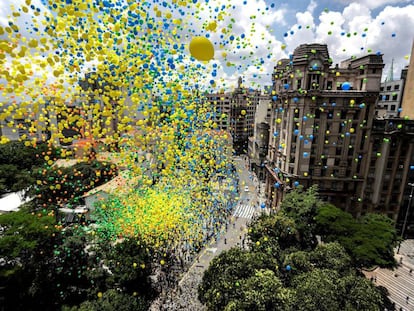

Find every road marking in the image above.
[232,204,255,219]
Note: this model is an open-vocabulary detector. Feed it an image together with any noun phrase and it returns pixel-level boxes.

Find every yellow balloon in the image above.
[189,36,214,61]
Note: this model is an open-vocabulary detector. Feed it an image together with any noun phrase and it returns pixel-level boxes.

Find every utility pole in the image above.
[397,182,414,253]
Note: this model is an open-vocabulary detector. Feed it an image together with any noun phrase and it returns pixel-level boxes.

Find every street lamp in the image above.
[397,182,414,254]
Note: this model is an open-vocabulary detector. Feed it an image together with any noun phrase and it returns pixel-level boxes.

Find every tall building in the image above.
[248,96,271,180]
[265,43,385,215]
[206,77,263,154]
[368,119,414,229]
[376,60,406,118]
[401,40,414,119]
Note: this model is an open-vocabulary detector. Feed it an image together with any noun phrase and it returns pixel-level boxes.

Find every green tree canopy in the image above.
[103,237,156,299]
[32,160,117,208]
[198,247,280,310]
[0,141,60,196]
[315,204,398,268]
[248,213,299,251]
[63,289,148,311]
[222,269,294,311]
[279,186,320,249]
[337,274,383,311]
[291,268,341,311]
[0,208,60,310]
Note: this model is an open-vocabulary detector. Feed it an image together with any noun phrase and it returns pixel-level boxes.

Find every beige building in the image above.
[265,43,384,215]
[401,40,414,119]
[265,43,414,228]
[248,96,271,179]
[205,77,264,154]
[367,119,414,229]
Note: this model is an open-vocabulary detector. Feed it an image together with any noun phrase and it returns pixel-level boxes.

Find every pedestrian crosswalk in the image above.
[232,204,255,219]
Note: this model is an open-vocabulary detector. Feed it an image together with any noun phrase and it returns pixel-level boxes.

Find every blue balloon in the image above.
[294,181,299,187]
[286,265,291,271]
[260,203,266,209]
[284,83,290,89]
[341,82,351,90]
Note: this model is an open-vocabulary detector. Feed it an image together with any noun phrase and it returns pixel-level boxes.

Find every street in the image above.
[149,155,266,310]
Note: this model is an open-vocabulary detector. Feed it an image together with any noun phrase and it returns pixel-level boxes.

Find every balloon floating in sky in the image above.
[189,36,214,61]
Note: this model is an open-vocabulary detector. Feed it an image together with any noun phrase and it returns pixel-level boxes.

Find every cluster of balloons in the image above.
[0,0,255,250]
[1,0,410,252]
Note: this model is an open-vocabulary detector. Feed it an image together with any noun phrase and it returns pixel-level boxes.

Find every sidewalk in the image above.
[363,240,414,311]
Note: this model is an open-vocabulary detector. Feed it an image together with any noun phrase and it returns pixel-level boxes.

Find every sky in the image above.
[0,0,413,93]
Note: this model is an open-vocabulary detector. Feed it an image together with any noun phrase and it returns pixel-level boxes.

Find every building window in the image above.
[392,94,398,101]
[391,104,396,110]
[353,111,360,120]
[394,84,400,90]
[386,85,391,91]
[327,81,333,90]
[380,86,384,91]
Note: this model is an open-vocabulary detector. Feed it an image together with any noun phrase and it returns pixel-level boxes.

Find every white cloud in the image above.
[282,3,413,81]
[307,0,318,14]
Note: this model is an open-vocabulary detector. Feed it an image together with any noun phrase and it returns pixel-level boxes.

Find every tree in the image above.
[309,242,352,276]
[315,204,398,268]
[223,270,294,311]
[315,203,355,238]
[32,160,117,208]
[280,186,320,250]
[63,289,148,311]
[351,213,398,268]
[248,213,300,251]
[0,208,60,310]
[0,141,60,196]
[281,243,352,287]
[290,269,341,311]
[198,247,280,310]
[337,274,383,311]
[290,268,384,311]
[103,237,156,300]
[0,164,34,195]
